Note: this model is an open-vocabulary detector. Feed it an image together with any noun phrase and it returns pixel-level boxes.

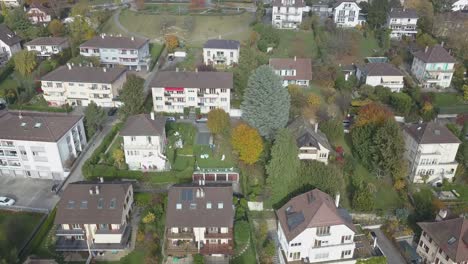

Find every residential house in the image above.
[0,0,20,7]
[151,71,232,114]
[80,34,150,71]
[452,0,468,11]
[165,183,234,257]
[287,117,331,164]
[411,45,456,88]
[41,64,127,107]
[0,24,22,64]
[272,0,305,29]
[120,112,168,171]
[417,218,468,264]
[311,4,332,21]
[356,62,405,92]
[26,1,53,24]
[269,57,313,87]
[54,181,134,257]
[333,0,361,28]
[387,8,419,39]
[0,110,87,180]
[403,122,461,184]
[203,39,240,67]
[276,189,356,263]
[25,37,69,57]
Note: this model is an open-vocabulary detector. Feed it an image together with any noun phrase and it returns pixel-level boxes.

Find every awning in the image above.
[165,87,184,91]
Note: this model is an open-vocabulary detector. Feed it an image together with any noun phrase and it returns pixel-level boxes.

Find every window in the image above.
[218,202,224,209]
[221,98,227,102]
[147,136,152,144]
[155,97,162,101]
[315,252,328,259]
[341,235,352,243]
[221,89,227,93]
[20,150,27,156]
[190,203,197,209]
[99,224,109,230]
[314,240,322,247]
[93,49,99,53]
[230,52,233,58]
[207,202,212,209]
[67,200,75,209]
[131,136,136,142]
[316,226,330,236]
[80,201,88,209]
[176,203,182,209]
[110,198,116,209]
[289,252,300,260]
[98,198,104,209]
[341,250,352,258]
[209,88,216,94]
[71,224,81,229]
[207,51,210,57]
[290,242,301,246]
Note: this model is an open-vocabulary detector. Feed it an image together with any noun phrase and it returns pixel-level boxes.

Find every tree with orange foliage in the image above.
[165,35,179,53]
[231,123,263,165]
[353,103,393,127]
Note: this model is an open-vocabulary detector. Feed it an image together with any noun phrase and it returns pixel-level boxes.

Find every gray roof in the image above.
[333,0,359,9]
[269,58,313,81]
[150,71,233,89]
[403,122,461,144]
[272,0,305,7]
[0,24,22,46]
[412,45,456,63]
[120,114,166,136]
[25,37,68,46]
[166,183,234,228]
[287,117,332,151]
[0,110,83,142]
[41,65,126,84]
[388,8,418,19]
[80,35,149,50]
[55,181,132,225]
[204,39,240,50]
[358,62,403,76]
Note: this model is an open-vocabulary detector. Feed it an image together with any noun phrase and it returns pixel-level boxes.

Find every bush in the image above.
[8,104,71,113]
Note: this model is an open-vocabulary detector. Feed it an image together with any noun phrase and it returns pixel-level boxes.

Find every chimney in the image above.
[150,111,155,120]
[103,67,107,72]
[90,63,93,67]
[67,63,72,70]
[79,63,82,67]
[218,35,221,39]
[176,67,179,72]
[131,36,135,41]
[95,186,100,195]
[425,46,429,53]
[198,179,202,186]
[18,112,22,119]
[101,34,105,39]
[201,179,205,186]
[195,67,198,73]
[294,56,297,61]
[314,123,318,133]
[335,193,340,207]
[99,177,104,183]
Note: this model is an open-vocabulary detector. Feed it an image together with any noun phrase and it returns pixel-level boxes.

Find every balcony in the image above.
[164,92,171,97]
[167,230,194,239]
[205,230,233,239]
[166,241,199,257]
[197,92,205,97]
[165,102,172,106]
[198,103,204,106]
[94,225,126,235]
[200,242,234,255]
[56,227,85,236]
[0,142,15,148]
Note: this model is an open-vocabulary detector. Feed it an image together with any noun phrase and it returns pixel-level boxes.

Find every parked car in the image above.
[166,116,176,122]
[196,117,208,123]
[0,196,15,206]
[107,107,117,116]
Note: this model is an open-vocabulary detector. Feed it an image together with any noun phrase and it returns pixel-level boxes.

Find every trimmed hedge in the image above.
[20,208,56,260]
[8,104,71,113]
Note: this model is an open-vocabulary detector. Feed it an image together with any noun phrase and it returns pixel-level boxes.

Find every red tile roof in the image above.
[269,58,312,81]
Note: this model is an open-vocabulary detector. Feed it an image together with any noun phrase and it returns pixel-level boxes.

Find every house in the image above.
[452,0,468,11]
[54,181,134,257]
[333,0,361,28]
[272,0,305,29]
[411,45,456,88]
[269,57,313,87]
[0,110,87,179]
[287,117,331,164]
[26,1,53,24]
[151,71,232,114]
[0,0,20,7]
[203,39,240,67]
[417,218,468,264]
[41,64,127,107]
[341,64,356,81]
[120,112,168,171]
[80,34,150,71]
[387,8,419,39]
[276,189,356,263]
[403,122,461,184]
[0,24,22,64]
[356,62,405,92]
[25,37,69,57]
[165,183,234,257]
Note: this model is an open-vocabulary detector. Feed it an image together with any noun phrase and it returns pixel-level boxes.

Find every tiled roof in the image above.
[25,37,68,46]
[203,39,240,50]
[388,8,418,18]
[269,58,313,81]
[120,114,166,136]
[272,0,305,7]
[358,62,403,76]
[403,122,461,144]
[333,0,359,9]
[41,65,126,84]
[287,117,331,150]
[150,71,234,89]
[80,35,149,50]
[412,45,456,63]
[0,24,22,46]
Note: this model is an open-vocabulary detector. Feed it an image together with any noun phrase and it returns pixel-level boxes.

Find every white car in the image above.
[0,196,15,206]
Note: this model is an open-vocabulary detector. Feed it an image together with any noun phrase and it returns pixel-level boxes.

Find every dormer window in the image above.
[218,202,224,209]
[176,203,182,209]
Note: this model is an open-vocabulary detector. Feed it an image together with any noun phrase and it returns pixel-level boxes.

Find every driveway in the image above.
[371,228,407,264]
[0,177,59,209]
[195,123,212,145]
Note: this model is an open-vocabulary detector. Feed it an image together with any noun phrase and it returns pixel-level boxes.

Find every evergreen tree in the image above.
[84,101,105,137]
[118,74,145,119]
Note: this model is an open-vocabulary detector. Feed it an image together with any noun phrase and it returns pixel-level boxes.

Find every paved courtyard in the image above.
[0,176,59,210]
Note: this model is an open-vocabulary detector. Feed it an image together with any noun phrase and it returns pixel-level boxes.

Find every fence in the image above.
[1,205,49,214]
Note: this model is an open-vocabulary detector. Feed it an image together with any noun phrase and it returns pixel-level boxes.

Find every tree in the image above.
[48,19,64,36]
[68,15,95,54]
[118,74,145,119]
[367,0,389,28]
[307,94,321,111]
[71,0,89,17]
[288,84,307,119]
[231,123,263,165]
[165,35,179,53]
[300,161,344,196]
[142,212,156,224]
[112,148,125,169]
[319,118,344,142]
[463,85,468,101]
[233,47,268,98]
[354,103,393,127]
[376,28,391,50]
[241,65,290,139]
[84,101,105,137]
[352,186,375,211]
[390,92,412,116]
[13,50,37,76]
[266,129,300,205]
[207,108,230,135]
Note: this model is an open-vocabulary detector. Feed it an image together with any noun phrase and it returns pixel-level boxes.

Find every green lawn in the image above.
[97,249,146,264]
[433,93,468,114]
[194,138,236,168]
[271,30,317,59]
[232,220,256,264]
[0,75,19,92]
[359,32,380,58]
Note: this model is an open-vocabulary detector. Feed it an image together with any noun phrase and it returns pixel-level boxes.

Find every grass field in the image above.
[433,92,468,114]
[271,30,317,58]
[359,32,380,58]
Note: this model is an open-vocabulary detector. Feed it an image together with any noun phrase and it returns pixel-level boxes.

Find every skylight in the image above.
[448,237,457,245]
[67,200,75,209]
[34,123,42,128]
[97,198,104,209]
[20,122,27,127]
[110,198,116,209]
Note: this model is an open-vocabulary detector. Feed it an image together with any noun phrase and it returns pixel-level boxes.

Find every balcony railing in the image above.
[205,230,233,239]
[56,227,85,236]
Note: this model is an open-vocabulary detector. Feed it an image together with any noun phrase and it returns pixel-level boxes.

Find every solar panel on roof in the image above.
[287,211,305,231]
[181,189,193,201]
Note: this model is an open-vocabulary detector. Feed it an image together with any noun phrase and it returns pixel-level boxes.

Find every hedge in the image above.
[20,208,57,260]
[0,61,14,82]
[8,104,71,113]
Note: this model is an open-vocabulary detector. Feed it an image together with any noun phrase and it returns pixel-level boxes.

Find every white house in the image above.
[80,34,151,71]
[452,0,468,11]
[411,45,456,88]
[287,117,331,164]
[356,62,404,92]
[387,8,419,39]
[403,122,461,184]
[41,64,127,107]
[54,181,134,258]
[203,39,240,67]
[0,24,22,64]
[276,189,356,263]
[417,218,468,264]
[272,0,305,29]
[0,110,87,180]
[120,113,168,171]
[25,37,69,57]
[333,0,361,28]
[151,71,232,114]
[0,0,20,7]
[269,57,313,87]
[26,1,53,24]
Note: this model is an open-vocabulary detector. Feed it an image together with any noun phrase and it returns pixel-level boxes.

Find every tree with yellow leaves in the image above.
[165,35,179,53]
[307,94,321,110]
[231,123,263,165]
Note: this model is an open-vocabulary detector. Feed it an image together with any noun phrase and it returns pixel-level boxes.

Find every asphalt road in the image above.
[371,228,407,264]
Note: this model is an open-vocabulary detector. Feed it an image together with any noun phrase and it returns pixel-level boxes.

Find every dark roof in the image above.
[358,62,403,76]
[204,39,240,50]
[333,0,359,9]
[412,45,456,63]
[276,189,356,242]
[166,183,234,228]
[41,65,126,84]
[120,114,166,136]
[27,0,53,14]
[0,24,22,46]
[403,122,461,144]
[287,117,331,150]
[269,58,313,81]
[388,8,418,18]
[272,0,305,7]
[80,34,149,50]
[418,218,468,262]
[54,181,132,225]
[25,37,68,46]
[150,71,234,89]
[0,111,83,142]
